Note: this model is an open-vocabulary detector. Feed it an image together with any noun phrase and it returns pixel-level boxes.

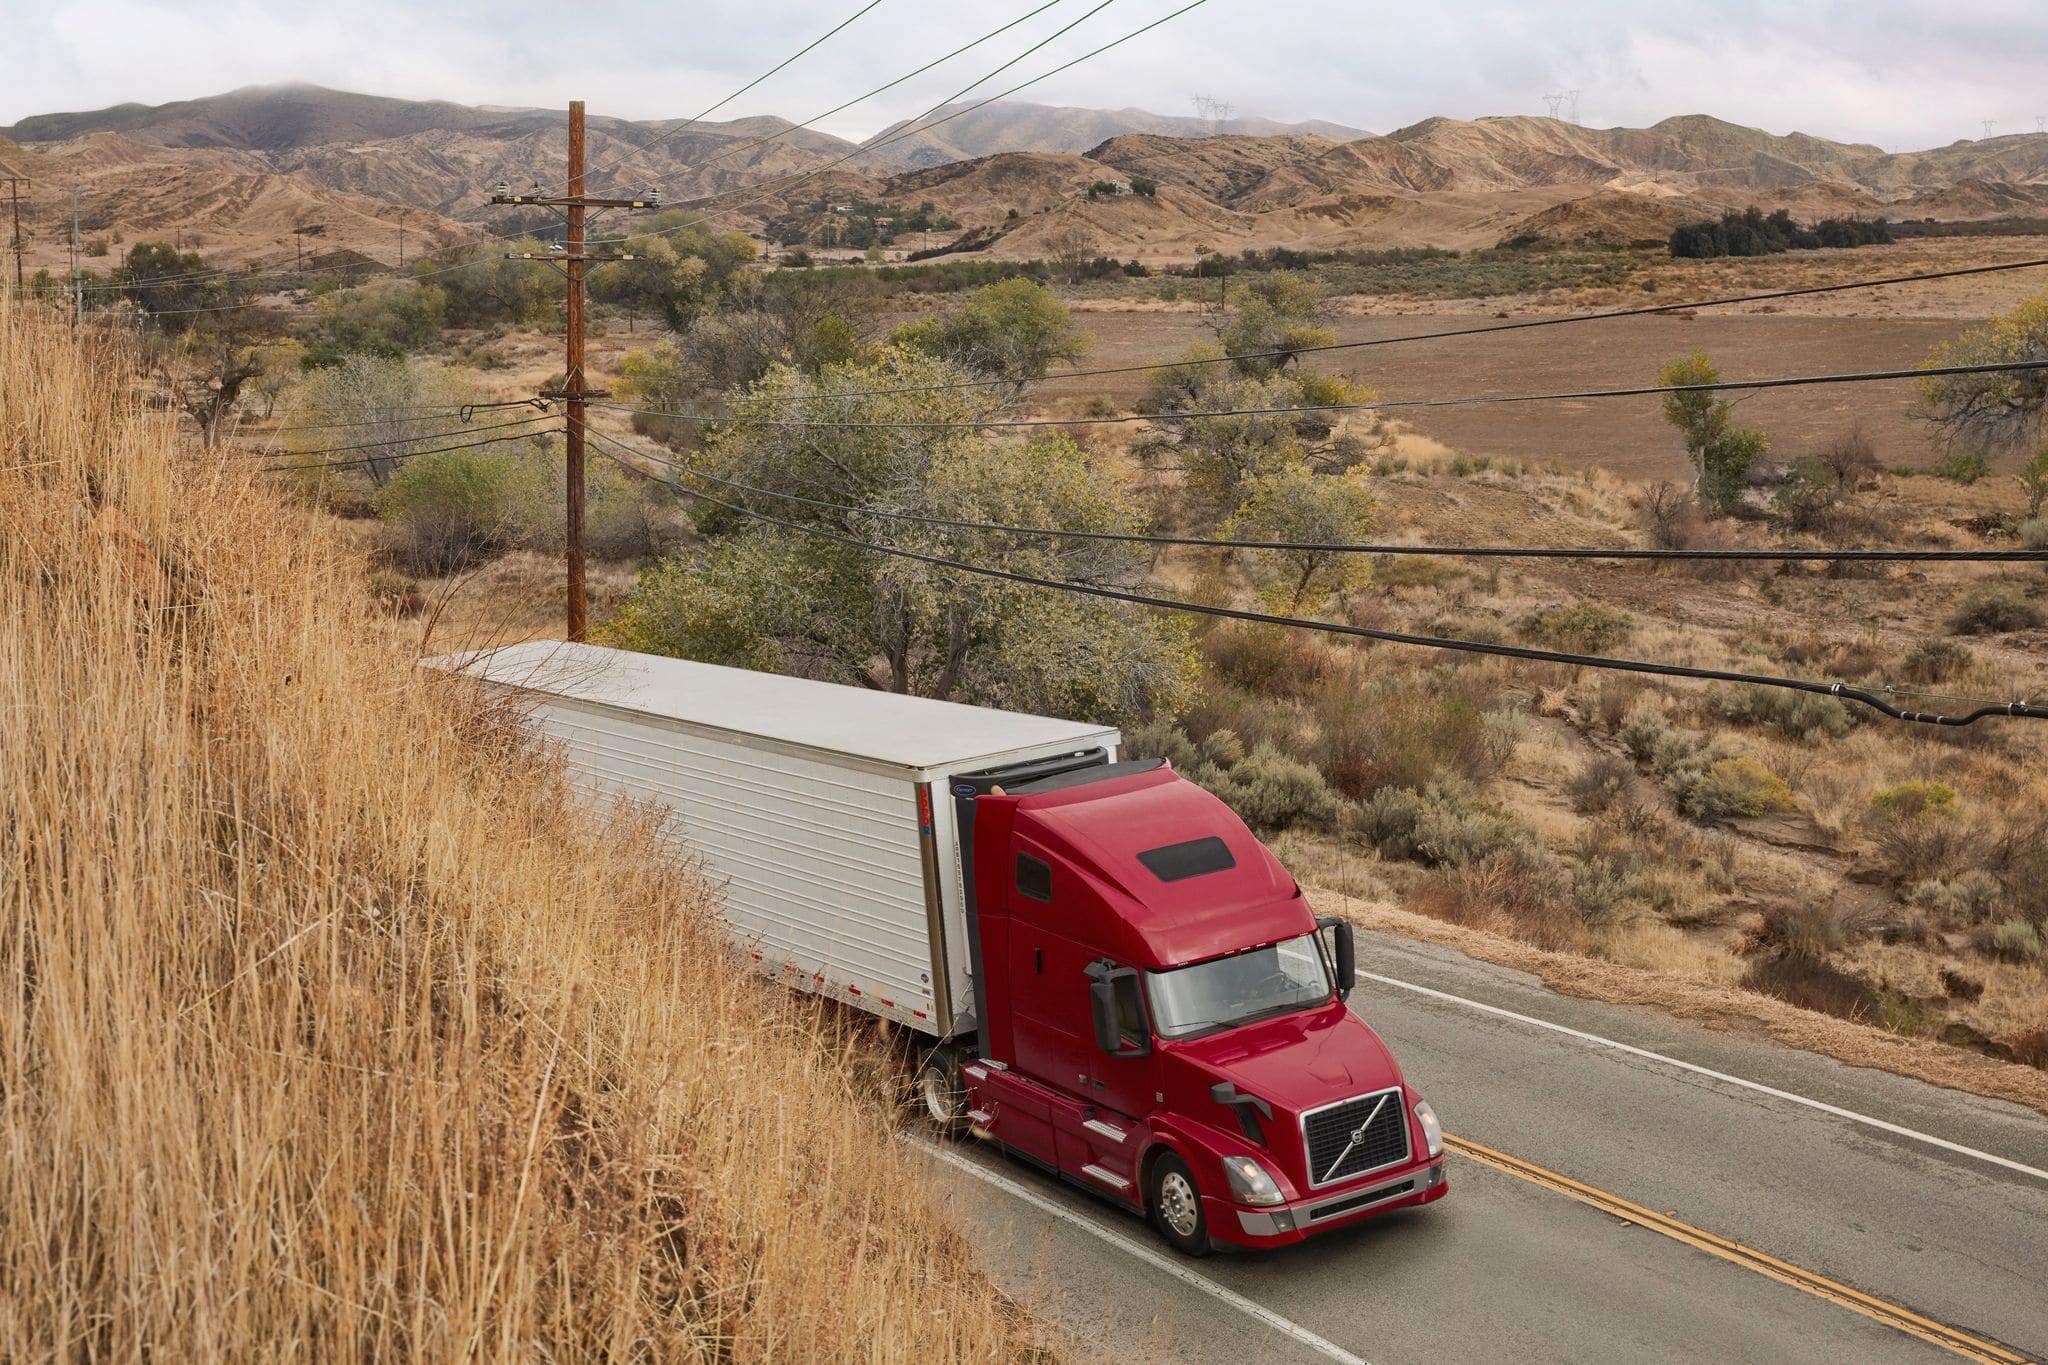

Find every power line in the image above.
[265,404,512,434]
[576,0,889,190]
[677,254,2048,404]
[601,438,2048,563]
[604,0,1070,199]
[264,427,559,474]
[588,0,1208,249]
[600,357,2048,431]
[580,428,2048,728]
[247,412,561,458]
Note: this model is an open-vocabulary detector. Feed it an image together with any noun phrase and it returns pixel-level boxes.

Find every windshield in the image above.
[1146,934,1333,1039]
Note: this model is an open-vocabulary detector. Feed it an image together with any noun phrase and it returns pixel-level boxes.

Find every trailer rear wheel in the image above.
[1147,1152,1211,1257]
[916,1049,968,1136]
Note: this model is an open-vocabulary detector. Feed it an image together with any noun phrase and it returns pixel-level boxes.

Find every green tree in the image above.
[892,278,1091,395]
[1657,352,1769,516]
[589,219,757,330]
[1215,272,1335,377]
[1137,335,1381,517]
[601,349,1198,724]
[1920,296,2048,452]
[1222,466,1378,612]
[121,241,226,331]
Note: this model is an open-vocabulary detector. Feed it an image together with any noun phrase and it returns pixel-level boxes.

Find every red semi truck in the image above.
[435,642,1448,1253]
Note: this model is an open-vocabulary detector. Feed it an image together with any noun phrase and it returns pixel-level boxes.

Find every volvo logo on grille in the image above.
[1318,1092,1394,1186]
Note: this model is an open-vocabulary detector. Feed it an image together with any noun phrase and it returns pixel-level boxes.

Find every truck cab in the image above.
[949,759,1447,1253]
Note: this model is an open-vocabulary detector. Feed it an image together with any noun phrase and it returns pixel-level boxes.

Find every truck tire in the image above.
[915,1049,968,1136]
[1147,1152,1211,1257]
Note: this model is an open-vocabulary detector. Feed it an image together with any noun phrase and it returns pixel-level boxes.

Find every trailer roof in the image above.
[424,641,1118,773]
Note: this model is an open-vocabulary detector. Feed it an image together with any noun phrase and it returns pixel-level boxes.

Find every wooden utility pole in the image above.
[4,176,27,290]
[564,102,589,640]
[488,104,654,643]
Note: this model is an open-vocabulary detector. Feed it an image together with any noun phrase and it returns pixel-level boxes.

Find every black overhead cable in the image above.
[589,0,1209,248]
[610,0,1070,194]
[704,255,2048,403]
[266,402,526,434]
[576,0,889,189]
[607,441,2048,563]
[244,413,560,459]
[580,428,2048,728]
[599,356,2048,431]
[266,427,560,474]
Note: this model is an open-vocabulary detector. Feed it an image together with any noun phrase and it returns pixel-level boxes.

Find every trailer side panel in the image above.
[532,696,946,1032]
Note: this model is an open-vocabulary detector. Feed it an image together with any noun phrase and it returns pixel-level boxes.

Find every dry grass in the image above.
[0,295,1045,1361]
[1312,890,2048,1117]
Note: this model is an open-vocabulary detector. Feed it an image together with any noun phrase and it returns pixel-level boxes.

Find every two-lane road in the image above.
[927,927,2048,1363]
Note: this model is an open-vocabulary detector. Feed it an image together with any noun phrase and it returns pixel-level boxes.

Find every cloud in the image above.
[4,0,2043,151]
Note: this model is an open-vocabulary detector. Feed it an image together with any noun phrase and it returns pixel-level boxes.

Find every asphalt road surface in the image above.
[923,929,2048,1364]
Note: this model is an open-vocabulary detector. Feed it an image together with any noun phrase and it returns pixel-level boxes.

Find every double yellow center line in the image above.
[1445,1135,2031,1364]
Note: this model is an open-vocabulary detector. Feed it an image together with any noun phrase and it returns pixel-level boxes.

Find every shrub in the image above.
[1868,781,1959,821]
[1906,870,2005,925]
[1947,588,2042,635]
[1517,600,1634,653]
[1866,784,1978,886]
[1123,721,1201,773]
[1304,669,1518,797]
[374,446,522,575]
[1618,703,1675,763]
[1762,901,1866,963]
[1568,857,1640,928]
[1683,757,1796,820]
[2019,516,2048,549]
[1227,745,1339,831]
[1710,684,1857,743]
[1407,849,1583,953]
[1899,639,1972,685]
[1935,448,1991,484]
[1566,753,1638,813]
[1989,918,2044,963]
[1345,781,1537,868]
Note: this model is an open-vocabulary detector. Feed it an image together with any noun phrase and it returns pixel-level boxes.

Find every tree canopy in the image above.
[1920,295,2048,452]
[600,349,1198,725]
[1656,352,1769,516]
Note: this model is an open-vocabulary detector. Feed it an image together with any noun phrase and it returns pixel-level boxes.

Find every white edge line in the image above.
[912,1139,1370,1365]
[1360,970,2048,1185]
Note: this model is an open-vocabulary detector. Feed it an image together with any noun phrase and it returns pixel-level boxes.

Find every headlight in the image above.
[1221,1154,1285,1207]
[1413,1099,1444,1158]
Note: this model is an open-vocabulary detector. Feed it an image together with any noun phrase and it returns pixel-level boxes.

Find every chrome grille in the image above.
[1301,1088,1409,1188]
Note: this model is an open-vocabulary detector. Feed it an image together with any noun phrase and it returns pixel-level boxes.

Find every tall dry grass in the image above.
[0,295,1044,1360]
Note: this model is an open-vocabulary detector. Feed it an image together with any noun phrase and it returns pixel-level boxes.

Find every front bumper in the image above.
[1217,1157,1448,1246]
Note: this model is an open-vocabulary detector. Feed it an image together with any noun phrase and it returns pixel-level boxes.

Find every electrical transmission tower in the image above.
[3,175,26,290]
[2036,114,2046,134]
[1543,93,1566,120]
[1566,90,1583,125]
[1983,119,1997,139]
[1191,95,1233,137]
[488,101,657,641]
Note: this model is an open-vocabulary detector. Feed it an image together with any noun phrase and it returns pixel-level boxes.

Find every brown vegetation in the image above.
[0,296,1043,1360]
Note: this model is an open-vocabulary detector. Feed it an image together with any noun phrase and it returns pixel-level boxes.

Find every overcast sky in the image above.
[3,0,2044,151]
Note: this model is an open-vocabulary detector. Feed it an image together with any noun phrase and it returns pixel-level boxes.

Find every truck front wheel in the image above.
[1147,1152,1211,1257]
[915,1049,968,1136]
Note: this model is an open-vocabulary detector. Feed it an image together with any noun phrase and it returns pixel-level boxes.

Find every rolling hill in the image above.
[6,87,2048,269]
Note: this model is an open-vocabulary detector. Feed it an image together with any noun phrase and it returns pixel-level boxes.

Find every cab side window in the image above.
[1016,852,1053,903]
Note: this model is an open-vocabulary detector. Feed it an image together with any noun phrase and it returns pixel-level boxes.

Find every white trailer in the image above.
[425,641,1119,1038]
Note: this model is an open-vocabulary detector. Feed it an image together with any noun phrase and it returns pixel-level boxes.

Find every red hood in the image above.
[1162,1000,1411,1195]
[1166,1000,1404,1114]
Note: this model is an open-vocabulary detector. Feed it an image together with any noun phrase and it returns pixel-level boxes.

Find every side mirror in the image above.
[1318,917,1356,1001]
[1086,961,1151,1057]
[1089,978,1121,1054]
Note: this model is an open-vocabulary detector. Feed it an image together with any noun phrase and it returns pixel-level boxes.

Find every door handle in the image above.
[1034,947,1043,975]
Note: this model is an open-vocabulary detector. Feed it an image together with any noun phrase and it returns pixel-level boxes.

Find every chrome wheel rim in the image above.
[921,1069,956,1125]
[1160,1171,1200,1238]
